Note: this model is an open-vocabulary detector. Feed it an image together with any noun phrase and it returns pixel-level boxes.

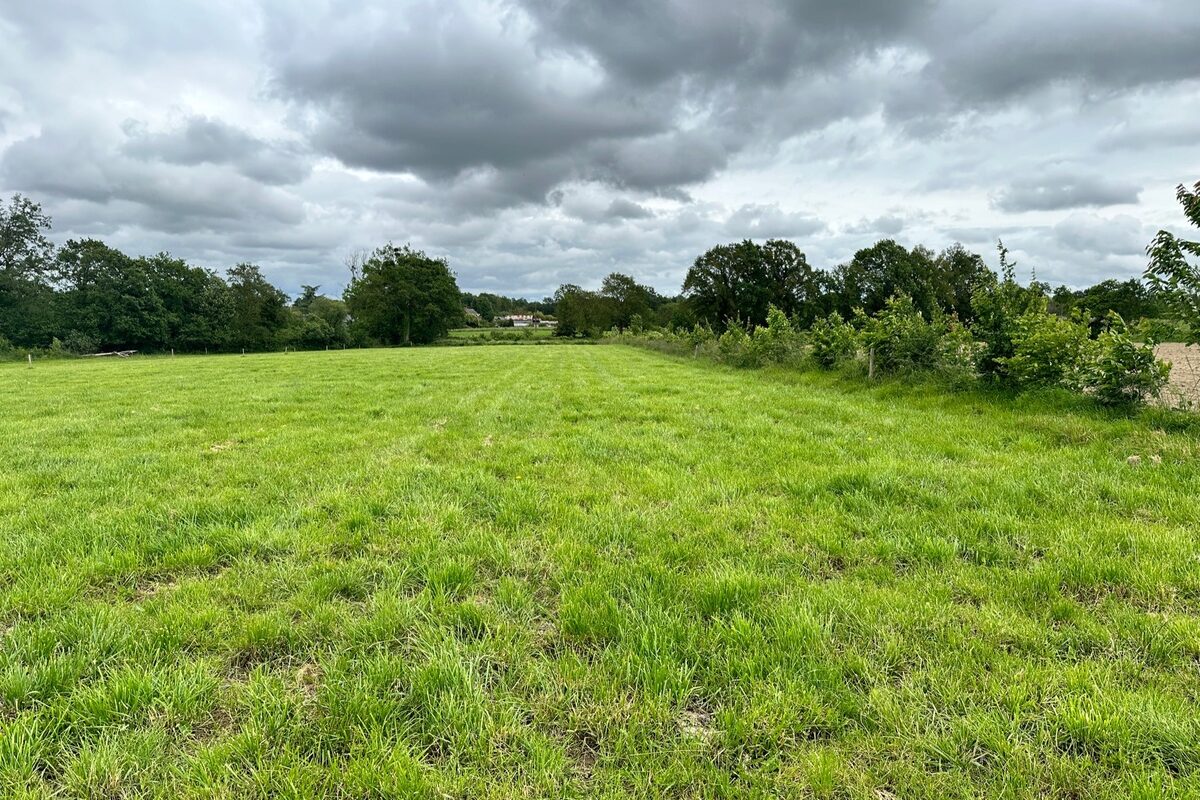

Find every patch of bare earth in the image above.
[678,707,716,745]
[1156,344,1200,407]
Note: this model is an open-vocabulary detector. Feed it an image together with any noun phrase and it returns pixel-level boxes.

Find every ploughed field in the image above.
[1,346,1199,799]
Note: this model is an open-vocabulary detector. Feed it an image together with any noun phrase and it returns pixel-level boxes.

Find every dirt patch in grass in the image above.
[1156,343,1200,406]
[679,707,716,745]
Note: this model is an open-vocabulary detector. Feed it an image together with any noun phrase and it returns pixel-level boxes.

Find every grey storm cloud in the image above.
[1,0,1198,295]
[0,126,306,233]
[121,117,312,186]
[993,173,1143,213]
[605,199,654,221]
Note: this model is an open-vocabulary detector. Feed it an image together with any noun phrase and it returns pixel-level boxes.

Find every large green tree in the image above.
[553,284,614,337]
[344,244,462,345]
[226,263,289,351]
[0,194,58,347]
[142,253,234,351]
[683,239,823,330]
[55,239,171,351]
[833,240,949,319]
[935,243,996,322]
[600,272,661,331]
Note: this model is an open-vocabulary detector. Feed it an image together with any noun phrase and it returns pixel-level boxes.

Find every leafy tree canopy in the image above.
[344,244,462,345]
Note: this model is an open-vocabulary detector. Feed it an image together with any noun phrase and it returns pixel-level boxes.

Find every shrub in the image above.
[1086,312,1171,407]
[970,241,1044,381]
[1001,311,1095,391]
[935,320,981,386]
[717,320,756,367]
[856,294,943,374]
[750,305,798,365]
[809,312,857,369]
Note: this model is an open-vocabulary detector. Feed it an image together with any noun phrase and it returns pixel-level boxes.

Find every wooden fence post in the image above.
[868,347,875,380]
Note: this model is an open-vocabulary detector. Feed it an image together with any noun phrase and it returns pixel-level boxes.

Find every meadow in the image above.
[445,327,556,341]
[1,345,1199,798]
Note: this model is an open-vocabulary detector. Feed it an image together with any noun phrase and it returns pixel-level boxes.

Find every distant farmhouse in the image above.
[496,314,557,328]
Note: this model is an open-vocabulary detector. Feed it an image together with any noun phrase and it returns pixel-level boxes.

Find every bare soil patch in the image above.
[1156,344,1200,407]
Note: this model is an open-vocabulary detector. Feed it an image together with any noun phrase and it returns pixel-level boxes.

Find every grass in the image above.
[1,345,1199,798]
[445,327,555,341]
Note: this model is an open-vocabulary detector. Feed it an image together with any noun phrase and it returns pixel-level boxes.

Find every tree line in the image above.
[548,239,1172,340]
[4,185,1194,357]
[602,183,1200,409]
[0,196,463,354]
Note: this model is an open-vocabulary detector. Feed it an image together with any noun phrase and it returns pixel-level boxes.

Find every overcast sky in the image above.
[1,1,1197,298]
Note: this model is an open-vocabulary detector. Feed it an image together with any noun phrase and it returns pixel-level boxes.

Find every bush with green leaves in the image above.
[969,242,1045,381]
[935,320,982,386]
[749,305,798,365]
[1146,182,1200,345]
[1086,312,1171,406]
[716,320,757,366]
[856,294,944,375]
[683,323,715,349]
[1001,310,1095,391]
[808,311,858,369]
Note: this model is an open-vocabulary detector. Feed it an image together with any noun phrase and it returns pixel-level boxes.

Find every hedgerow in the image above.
[612,289,1171,410]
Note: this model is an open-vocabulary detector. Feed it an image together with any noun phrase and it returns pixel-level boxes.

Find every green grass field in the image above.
[446,327,555,340]
[2,346,1199,798]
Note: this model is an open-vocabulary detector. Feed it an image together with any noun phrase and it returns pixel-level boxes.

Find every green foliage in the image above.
[1055,278,1163,331]
[0,195,58,348]
[970,241,1046,382]
[1087,313,1171,407]
[600,273,662,331]
[0,194,55,281]
[460,291,554,323]
[551,273,664,337]
[809,312,857,369]
[749,305,797,364]
[60,330,99,355]
[655,300,696,331]
[1141,317,1190,343]
[936,243,997,322]
[344,244,462,345]
[1002,311,1095,390]
[934,320,982,386]
[288,285,349,349]
[225,263,289,351]
[685,323,716,348]
[553,284,611,337]
[856,294,944,374]
[1146,182,1200,344]
[836,240,941,319]
[684,239,825,330]
[716,319,755,366]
